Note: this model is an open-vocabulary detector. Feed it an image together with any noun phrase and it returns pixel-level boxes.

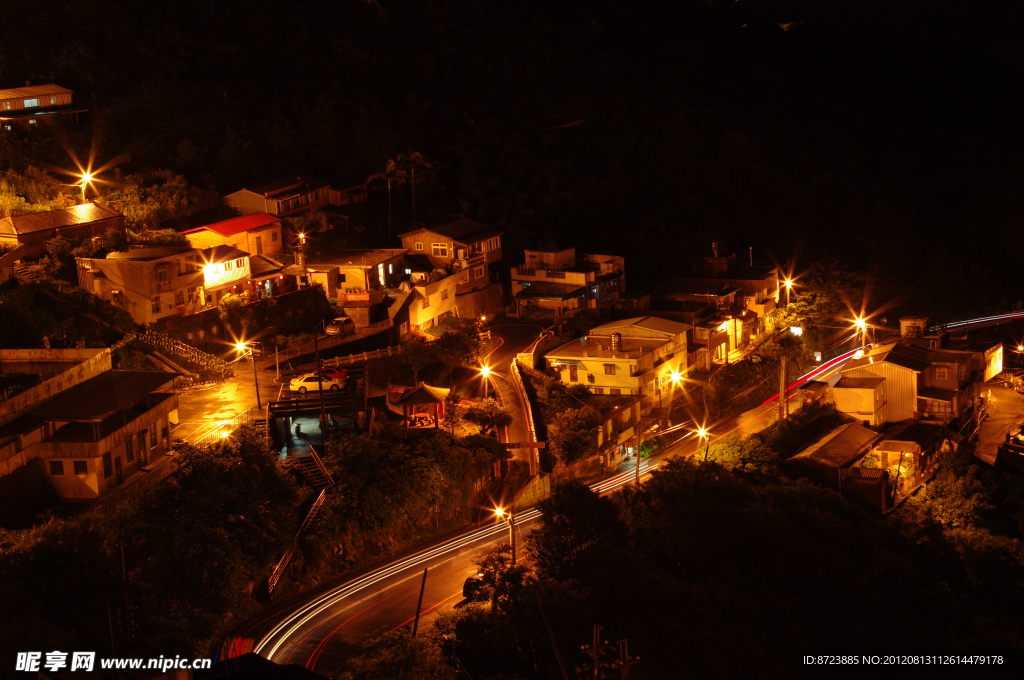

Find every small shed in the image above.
[392,383,450,429]
[799,380,829,408]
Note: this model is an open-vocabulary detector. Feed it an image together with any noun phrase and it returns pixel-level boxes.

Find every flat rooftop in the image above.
[547,335,668,361]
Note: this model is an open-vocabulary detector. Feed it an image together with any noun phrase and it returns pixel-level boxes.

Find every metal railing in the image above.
[268,488,328,594]
[274,319,393,363]
[511,360,542,476]
[322,344,402,367]
[193,407,259,447]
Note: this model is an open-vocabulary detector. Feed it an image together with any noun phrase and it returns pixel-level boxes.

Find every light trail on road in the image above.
[254,458,661,664]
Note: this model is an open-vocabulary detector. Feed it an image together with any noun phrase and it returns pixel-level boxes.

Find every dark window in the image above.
[49,460,64,475]
[174,291,184,306]
[151,296,160,313]
[73,461,88,475]
[102,453,113,478]
[610,388,621,395]
[125,438,134,463]
[339,273,346,283]
[441,289,449,300]
[271,231,279,242]
[604,365,616,375]
[569,364,578,382]
[149,428,157,448]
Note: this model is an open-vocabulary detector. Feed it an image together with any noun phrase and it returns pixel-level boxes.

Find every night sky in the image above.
[4,1,1024,319]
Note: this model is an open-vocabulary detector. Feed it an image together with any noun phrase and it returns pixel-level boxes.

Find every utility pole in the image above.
[579,624,639,679]
[314,333,329,442]
[634,418,644,486]
[778,355,787,420]
[250,348,261,410]
[412,568,428,636]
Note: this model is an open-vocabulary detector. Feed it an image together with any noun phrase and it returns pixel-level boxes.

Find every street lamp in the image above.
[480,365,492,398]
[854,317,867,348]
[235,342,262,409]
[495,506,516,565]
[783,278,793,306]
[697,426,711,461]
[79,172,93,201]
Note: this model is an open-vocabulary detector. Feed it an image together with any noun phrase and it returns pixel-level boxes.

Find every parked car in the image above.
[325,317,356,336]
[289,373,343,394]
[462,575,484,599]
[319,367,349,383]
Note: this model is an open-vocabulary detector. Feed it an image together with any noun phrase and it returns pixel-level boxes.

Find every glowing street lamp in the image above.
[495,506,516,565]
[79,172,94,200]
[480,365,492,398]
[783,278,793,306]
[235,341,262,409]
[854,317,868,348]
[697,426,711,461]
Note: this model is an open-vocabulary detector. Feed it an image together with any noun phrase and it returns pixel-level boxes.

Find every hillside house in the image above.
[511,247,625,320]
[0,83,85,130]
[181,212,283,256]
[1,202,124,259]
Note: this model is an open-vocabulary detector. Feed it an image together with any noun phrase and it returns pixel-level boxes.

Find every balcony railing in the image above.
[545,270,566,279]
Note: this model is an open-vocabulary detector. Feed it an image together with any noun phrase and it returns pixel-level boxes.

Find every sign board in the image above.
[814,352,822,362]
[505,441,546,449]
[344,292,370,302]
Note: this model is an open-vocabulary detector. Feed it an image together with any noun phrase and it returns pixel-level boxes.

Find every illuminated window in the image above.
[49,96,56,105]
[388,263,393,274]
[73,461,87,475]
[2,101,10,110]
[432,243,448,257]
[49,460,64,475]
[23,98,39,108]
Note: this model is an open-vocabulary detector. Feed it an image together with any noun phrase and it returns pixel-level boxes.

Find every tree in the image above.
[368,158,407,240]
[442,392,464,435]
[463,397,513,438]
[528,480,626,581]
[402,338,434,384]
[336,630,456,680]
[566,309,600,335]
[397,150,433,226]
[703,434,782,479]
[547,407,599,464]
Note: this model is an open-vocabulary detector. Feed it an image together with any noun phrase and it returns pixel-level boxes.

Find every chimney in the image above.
[611,332,622,352]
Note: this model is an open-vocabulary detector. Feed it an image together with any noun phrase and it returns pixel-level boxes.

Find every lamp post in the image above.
[698,426,711,461]
[495,506,516,565]
[783,278,793,306]
[480,365,491,399]
[79,172,93,201]
[854,317,867,348]
[235,342,261,409]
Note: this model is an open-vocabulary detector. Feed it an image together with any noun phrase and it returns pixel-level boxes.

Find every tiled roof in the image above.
[402,218,502,243]
[183,212,279,237]
[0,202,121,236]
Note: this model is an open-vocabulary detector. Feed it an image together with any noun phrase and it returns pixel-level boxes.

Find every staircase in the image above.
[12,263,36,285]
[287,456,331,489]
[112,329,232,378]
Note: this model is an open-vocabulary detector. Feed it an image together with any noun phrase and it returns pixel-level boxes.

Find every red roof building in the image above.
[181,212,283,256]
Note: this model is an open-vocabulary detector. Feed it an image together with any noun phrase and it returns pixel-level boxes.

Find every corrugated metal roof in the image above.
[0,84,73,100]
[183,212,279,236]
[0,202,121,236]
[200,244,248,264]
[835,376,885,389]
[797,423,881,467]
[590,316,690,337]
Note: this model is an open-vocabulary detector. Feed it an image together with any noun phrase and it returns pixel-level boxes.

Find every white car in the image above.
[289,373,343,394]
[325,317,356,336]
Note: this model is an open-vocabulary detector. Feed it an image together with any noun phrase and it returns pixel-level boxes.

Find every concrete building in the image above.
[305,249,408,298]
[545,316,689,409]
[222,176,346,231]
[398,218,503,295]
[0,202,124,259]
[181,212,283,257]
[0,349,178,503]
[670,243,780,320]
[510,247,624,320]
[77,245,258,324]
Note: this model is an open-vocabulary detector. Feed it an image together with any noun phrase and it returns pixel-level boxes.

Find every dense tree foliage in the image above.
[0,425,299,660]
[546,407,599,465]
